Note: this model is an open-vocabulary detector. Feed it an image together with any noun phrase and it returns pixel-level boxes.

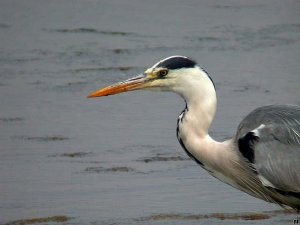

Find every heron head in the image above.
[87,55,214,98]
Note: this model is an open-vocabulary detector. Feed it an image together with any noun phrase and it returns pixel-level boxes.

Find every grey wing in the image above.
[236,105,300,193]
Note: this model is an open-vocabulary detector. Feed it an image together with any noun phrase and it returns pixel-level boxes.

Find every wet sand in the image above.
[0,0,299,224]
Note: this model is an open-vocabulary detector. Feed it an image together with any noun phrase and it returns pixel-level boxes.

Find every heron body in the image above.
[88,56,300,210]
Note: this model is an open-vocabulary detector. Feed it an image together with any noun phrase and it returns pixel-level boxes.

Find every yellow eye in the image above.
[158,69,168,77]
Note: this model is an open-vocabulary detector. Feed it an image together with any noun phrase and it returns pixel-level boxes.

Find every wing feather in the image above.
[236,105,300,193]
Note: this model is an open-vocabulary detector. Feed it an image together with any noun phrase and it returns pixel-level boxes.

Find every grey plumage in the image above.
[235,105,300,208]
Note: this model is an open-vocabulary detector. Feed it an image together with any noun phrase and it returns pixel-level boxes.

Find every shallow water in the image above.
[0,0,300,224]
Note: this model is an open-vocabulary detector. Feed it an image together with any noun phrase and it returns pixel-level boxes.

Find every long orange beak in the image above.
[87,75,149,98]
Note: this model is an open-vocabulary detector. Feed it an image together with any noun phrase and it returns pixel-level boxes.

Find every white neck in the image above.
[174,68,239,182]
[173,67,244,188]
[173,67,217,138]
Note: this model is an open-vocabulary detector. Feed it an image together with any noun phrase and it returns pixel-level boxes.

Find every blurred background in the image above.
[0,0,299,224]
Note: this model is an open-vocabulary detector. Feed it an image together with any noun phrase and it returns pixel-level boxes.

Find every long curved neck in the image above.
[175,70,239,179]
[184,89,217,138]
[175,69,217,138]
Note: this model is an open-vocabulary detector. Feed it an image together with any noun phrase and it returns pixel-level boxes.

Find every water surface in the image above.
[0,0,299,224]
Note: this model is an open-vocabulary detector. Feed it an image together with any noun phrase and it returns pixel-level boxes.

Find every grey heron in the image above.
[88,56,300,210]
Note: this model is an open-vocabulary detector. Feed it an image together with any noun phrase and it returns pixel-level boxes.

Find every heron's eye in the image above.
[158,69,168,77]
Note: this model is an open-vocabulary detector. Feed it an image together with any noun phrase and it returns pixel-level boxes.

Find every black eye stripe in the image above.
[156,56,196,70]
